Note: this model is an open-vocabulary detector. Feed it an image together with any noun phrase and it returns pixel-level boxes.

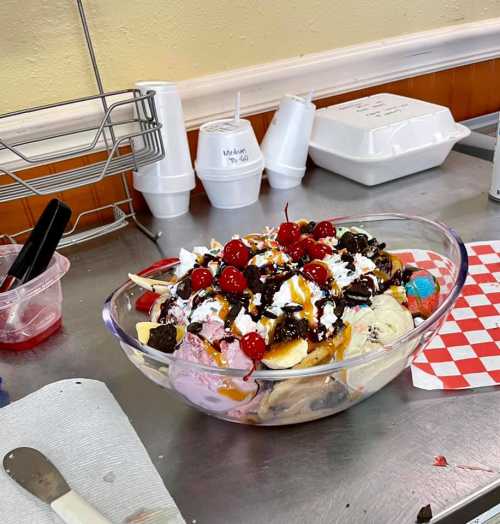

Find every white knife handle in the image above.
[51,490,112,524]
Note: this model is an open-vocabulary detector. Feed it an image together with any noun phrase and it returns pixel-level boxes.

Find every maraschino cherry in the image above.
[313,220,336,240]
[219,266,247,294]
[286,241,305,262]
[191,267,213,291]
[223,239,249,268]
[303,262,329,285]
[240,332,266,360]
[240,331,266,380]
[277,203,301,246]
[307,242,332,260]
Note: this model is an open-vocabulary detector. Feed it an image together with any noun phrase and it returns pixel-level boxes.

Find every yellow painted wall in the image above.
[1,0,500,113]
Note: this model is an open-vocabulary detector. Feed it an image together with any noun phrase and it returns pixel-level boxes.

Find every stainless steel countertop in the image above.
[2,151,500,524]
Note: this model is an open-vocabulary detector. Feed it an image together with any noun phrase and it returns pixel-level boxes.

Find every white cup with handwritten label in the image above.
[195,118,264,208]
[196,119,263,175]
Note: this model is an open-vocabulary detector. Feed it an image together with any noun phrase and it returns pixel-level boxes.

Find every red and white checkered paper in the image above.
[400,241,500,390]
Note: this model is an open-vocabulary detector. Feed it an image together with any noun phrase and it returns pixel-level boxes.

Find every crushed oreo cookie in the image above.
[225,302,243,329]
[416,504,432,523]
[148,324,177,353]
[186,322,203,334]
[338,231,369,254]
[244,265,263,293]
[273,316,309,344]
[176,278,192,299]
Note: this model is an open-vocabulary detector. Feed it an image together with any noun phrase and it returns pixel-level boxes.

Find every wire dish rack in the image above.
[0,0,165,247]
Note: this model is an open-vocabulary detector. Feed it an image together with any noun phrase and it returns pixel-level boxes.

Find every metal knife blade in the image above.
[3,447,71,504]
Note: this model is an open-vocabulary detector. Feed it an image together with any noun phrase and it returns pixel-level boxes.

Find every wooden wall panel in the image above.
[3,57,500,239]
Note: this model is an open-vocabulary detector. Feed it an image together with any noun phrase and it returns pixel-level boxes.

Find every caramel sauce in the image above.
[390,285,406,304]
[330,281,341,296]
[389,254,403,275]
[334,323,352,362]
[373,269,390,283]
[217,384,250,401]
[297,276,314,324]
[259,316,275,341]
[217,296,230,321]
[203,340,227,367]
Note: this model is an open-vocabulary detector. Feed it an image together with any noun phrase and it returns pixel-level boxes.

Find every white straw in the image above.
[234,91,241,122]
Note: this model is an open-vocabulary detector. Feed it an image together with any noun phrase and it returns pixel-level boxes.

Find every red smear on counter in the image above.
[433,455,449,467]
[0,318,62,351]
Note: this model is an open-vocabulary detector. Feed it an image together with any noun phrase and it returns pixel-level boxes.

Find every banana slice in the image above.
[128,273,171,294]
[294,326,351,369]
[262,339,308,369]
[136,322,185,345]
[136,322,161,344]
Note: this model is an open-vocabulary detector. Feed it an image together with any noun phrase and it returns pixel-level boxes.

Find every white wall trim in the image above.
[2,17,500,173]
[178,17,500,127]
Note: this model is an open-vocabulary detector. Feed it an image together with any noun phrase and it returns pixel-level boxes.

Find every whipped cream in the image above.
[323,253,376,289]
[189,299,222,323]
[320,303,337,332]
[176,248,198,278]
[249,249,291,268]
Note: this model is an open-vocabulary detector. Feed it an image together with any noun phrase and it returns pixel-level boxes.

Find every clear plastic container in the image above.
[103,214,467,426]
[0,244,70,350]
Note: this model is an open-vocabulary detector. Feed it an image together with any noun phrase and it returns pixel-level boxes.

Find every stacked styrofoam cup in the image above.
[133,81,195,218]
[261,94,316,189]
[195,118,264,209]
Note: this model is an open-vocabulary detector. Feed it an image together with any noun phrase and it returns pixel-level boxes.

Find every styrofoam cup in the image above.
[261,94,315,189]
[141,190,191,218]
[134,81,195,218]
[266,167,304,189]
[134,164,194,193]
[135,81,194,179]
[196,118,263,173]
[197,163,263,209]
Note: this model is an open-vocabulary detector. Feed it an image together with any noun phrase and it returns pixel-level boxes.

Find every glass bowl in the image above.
[103,214,467,426]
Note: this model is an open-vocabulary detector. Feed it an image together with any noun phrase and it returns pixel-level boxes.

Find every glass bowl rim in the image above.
[102,213,468,380]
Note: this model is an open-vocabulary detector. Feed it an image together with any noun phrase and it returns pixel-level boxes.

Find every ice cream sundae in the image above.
[129,216,440,424]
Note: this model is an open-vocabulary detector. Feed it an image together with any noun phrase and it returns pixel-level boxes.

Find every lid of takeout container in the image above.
[310,93,470,160]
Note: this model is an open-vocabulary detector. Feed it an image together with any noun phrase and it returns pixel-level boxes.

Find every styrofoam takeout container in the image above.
[309,93,471,186]
[0,244,70,350]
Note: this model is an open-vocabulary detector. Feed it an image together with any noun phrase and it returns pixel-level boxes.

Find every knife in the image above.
[3,447,112,524]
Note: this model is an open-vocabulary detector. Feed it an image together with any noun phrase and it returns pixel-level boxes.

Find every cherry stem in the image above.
[243,361,256,381]
[284,202,289,223]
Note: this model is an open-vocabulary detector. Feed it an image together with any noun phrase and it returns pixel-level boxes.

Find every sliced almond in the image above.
[128,273,171,294]
[262,339,308,369]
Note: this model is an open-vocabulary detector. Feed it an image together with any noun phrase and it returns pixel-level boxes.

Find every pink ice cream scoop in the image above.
[170,322,258,412]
